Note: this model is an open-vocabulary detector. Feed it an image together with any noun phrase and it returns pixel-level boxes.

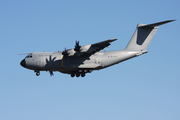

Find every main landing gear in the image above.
[70,70,92,78]
[70,73,86,78]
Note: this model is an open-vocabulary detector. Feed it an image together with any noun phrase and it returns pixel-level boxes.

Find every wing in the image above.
[62,38,118,57]
[84,38,118,54]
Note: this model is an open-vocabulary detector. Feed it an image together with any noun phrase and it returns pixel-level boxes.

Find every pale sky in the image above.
[1,0,180,120]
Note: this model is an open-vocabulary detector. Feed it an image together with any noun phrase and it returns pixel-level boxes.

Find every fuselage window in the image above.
[26,54,32,58]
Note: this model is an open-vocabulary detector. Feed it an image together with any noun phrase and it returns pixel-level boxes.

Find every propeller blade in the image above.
[74,40,81,52]
[62,48,69,56]
[49,71,54,76]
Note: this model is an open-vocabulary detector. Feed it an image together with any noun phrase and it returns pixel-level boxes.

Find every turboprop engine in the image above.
[62,40,100,57]
[62,44,94,56]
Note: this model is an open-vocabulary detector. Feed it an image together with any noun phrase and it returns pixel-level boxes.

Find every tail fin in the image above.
[125,20,175,51]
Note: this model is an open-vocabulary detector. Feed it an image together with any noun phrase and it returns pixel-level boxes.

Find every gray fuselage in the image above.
[20,20,174,77]
[21,49,146,75]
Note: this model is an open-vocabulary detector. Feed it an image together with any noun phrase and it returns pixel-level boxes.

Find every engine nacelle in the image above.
[81,45,99,53]
[80,45,91,53]
[62,45,97,57]
[63,49,75,56]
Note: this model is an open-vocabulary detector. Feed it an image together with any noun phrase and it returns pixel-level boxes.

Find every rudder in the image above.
[125,20,175,51]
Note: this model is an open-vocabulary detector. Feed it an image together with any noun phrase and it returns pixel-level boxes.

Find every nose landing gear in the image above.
[35,70,40,76]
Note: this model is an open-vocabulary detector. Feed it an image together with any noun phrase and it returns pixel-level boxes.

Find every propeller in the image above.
[49,71,54,76]
[62,48,69,61]
[62,48,69,57]
[74,40,81,52]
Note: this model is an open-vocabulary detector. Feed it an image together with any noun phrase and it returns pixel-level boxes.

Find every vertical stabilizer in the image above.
[125,20,175,50]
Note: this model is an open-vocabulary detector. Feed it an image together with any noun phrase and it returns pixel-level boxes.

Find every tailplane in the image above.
[125,20,175,51]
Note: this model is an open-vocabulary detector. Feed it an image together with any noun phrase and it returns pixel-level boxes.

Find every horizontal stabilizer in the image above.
[140,20,176,28]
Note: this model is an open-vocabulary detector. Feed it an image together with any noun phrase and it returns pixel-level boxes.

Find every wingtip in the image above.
[109,38,118,41]
[167,19,176,22]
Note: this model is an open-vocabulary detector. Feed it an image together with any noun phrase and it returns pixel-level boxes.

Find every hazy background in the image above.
[1,0,179,120]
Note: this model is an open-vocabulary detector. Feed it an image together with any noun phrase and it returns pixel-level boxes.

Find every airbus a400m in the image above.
[20,20,174,77]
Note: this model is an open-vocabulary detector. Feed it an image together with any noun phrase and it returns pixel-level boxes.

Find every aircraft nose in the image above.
[20,59,26,67]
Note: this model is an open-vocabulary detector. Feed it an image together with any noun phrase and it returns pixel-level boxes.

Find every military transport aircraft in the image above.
[20,20,175,77]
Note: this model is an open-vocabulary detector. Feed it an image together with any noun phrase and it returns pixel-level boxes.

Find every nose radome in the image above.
[20,59,26,67]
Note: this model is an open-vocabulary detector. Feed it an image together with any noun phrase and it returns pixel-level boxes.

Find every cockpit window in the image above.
[25,54,32,58]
